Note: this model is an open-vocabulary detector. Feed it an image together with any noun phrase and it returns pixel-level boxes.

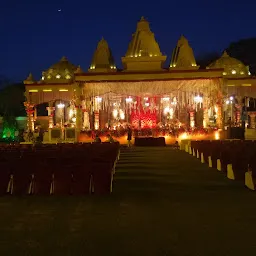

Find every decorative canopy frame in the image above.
[82,78,223,105]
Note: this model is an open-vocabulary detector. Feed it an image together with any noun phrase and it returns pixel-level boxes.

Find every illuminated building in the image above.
[24,17,256,140]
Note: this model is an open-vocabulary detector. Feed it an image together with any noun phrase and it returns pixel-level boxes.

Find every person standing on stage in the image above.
[127,127,132,147]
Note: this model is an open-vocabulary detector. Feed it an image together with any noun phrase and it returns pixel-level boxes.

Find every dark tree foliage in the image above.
[0,75,11,89]
[197,52,220,69]
[226,38,256,75]
[0,82,26,116]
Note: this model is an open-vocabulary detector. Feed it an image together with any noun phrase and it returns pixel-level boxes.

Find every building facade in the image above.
[24,17,256,141]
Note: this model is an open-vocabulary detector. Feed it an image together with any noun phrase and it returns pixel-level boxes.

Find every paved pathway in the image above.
[112,147,256,255]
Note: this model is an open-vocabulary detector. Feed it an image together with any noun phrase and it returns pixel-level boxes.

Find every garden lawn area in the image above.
[0,147,256,255]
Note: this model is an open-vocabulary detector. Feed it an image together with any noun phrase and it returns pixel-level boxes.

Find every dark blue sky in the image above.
[1,0,256,82]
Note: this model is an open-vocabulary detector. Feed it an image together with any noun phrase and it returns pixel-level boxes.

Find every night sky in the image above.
[1,0,256,82]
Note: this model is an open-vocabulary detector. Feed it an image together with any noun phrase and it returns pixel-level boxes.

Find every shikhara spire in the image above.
[170,35,198,69]
[89,38,116,72]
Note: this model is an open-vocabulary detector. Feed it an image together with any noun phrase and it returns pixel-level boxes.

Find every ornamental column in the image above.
[24,102,35,132]
[82,100,90,129]
[203,107,209,128]
[94,111,100,130]
[250,113,256,128]
[46,103,55,129]
[216,103,223,128]
[74,84,83,142]
[189,111,195,128]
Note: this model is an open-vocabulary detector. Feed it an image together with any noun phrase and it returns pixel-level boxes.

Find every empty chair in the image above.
[0,161,11,195]
[52,162,73,195]
[33,159,54,195]
[72,163,92,195]
[92,162,114,195]
[12,159,33,195]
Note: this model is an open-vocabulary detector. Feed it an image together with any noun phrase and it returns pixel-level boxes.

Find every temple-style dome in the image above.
[88,38,116,72]
[41,56,77,83]
[122,17,166,71]
[208,51,250,77]
[170,35,198,70]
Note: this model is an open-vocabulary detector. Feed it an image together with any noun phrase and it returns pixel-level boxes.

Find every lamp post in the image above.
[226,96,234,123]
[57,102,65,140]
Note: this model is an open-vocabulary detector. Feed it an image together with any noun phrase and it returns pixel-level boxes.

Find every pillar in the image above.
[46,104,55,129]
[76,106,83,130]
[250,113,256,128]
[24,102,35,131]
[189,111,195,128]
[83,110,90,129]
[236,110,241,125]
[216,104,223,128]
[75,87,83,131]
[203,107,209,128]
[94,111,100,130]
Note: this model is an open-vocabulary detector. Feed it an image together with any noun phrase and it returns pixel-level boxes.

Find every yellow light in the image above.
[119,110,125,120]
[56,74,61,79]
[240,71,244,75]
[214,105,218,114]
[42,76,45,80]
[231,70,236,74]
[180,133,188,140]
[215,131,220,140]
[113,109,118,118]
[43,89,52,92]
[59,89,68,92]
[65,74,71,79]
[149,54,152,57]
[164,107,170,115]
[223,72,227,75]
[69,109,74,118]
[29,90,38,92]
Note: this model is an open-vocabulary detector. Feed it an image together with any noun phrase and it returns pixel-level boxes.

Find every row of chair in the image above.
[182,140,256,190]
[0,142,120,195]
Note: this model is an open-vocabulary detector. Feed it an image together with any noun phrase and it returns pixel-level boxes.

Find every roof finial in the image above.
[24,72,36,84]
[223,51,229,57]
[61,56,68,61]
[27,73,35,81]
[75,65,83,73]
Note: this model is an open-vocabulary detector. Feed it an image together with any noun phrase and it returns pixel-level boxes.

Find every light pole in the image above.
[226,96,234,123]
[57,102,65,140]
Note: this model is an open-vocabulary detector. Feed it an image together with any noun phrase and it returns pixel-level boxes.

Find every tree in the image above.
[196,52,220,69]
[226,38,256,75]
[0,83,26,117]
[0,75,11,89]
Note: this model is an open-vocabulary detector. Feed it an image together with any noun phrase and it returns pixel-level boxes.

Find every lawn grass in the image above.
[0,147,256,255]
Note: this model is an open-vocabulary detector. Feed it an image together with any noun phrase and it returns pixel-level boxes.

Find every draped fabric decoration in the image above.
[82,79,222,100]
[79,78,223,129]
